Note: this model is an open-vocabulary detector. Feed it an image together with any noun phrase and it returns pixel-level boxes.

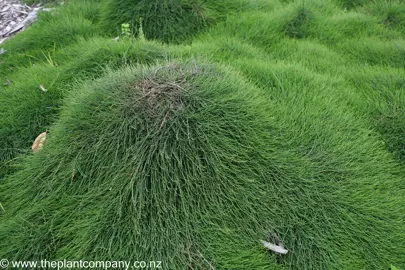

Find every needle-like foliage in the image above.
[100,0,249,43]
[0,0,405,268]
[1,61,404,269]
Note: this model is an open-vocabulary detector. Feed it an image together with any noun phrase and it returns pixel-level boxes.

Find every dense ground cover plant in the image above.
[100,0,249,43]
[1,0,405,268]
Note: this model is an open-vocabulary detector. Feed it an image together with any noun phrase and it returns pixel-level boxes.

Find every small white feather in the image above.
[260,240,288,254]
[40,84,47,92]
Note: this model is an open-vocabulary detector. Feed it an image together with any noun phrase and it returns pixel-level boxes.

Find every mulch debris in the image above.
[0,0,48,45]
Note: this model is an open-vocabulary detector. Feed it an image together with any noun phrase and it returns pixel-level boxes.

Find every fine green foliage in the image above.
[1,0,405,269]
[2,61,404,269]
[358,0,405,34]
[335,0,367,9]
[100,0,251,43]
[100,0,208,43]
[283,8,314,39]
[0,62,283,267]
[0,37,168,179]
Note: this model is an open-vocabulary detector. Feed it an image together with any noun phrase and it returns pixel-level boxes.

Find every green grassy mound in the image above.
[1,0,405,268]
[0,37,169,179]
[1,62,279,267]
[100,0,249,43]
[1,61,404,269]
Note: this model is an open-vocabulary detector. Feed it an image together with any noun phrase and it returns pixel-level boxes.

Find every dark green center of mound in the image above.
[283,8,313,39]
[101,0,209,43]
[101,0,248,43]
